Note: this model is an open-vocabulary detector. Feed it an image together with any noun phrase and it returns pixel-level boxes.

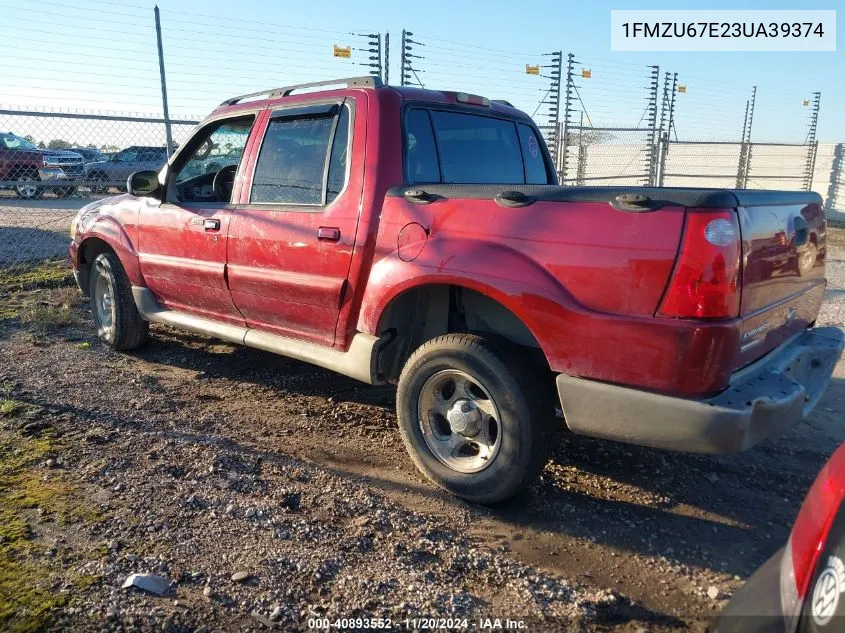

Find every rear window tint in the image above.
[430,111,523,184]
[404,109,550,185]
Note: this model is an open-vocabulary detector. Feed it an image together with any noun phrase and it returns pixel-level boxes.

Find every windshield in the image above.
[0,132,39,151]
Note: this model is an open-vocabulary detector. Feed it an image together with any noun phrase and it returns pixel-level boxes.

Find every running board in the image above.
[132,286,380,384]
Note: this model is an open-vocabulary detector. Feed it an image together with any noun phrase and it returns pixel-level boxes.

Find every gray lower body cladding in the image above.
[556,327,844,453]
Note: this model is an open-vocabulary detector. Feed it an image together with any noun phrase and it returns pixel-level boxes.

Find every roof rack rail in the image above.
[220,76,383,106]
[491,99,514,107]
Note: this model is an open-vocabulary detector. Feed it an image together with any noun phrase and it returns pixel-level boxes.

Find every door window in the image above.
[166,116,255,204]
[250,104,350,206]
[173,119,253,184]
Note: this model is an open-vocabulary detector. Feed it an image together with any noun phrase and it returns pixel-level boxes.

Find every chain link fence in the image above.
[0,0,842,284]
[0,109,198,283]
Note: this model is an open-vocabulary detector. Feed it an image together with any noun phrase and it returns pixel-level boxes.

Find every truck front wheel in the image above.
[396,333,553,503]
[88,252,148,351]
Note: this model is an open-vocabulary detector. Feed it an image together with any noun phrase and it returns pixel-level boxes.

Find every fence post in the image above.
[824,143,844,212]
[656,71,674,187]
[803,92,821,191]
[645,65,660,185]
[736,86,756,189]
[384,33,390,85]
[154,6,174,157]
[543,51,562,169]
[560,53,575,183]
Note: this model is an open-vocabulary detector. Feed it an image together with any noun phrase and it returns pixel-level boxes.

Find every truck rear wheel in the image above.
[396,333,553,503]
[88,252,148,350]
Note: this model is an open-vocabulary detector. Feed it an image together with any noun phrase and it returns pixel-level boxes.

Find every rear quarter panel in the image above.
[356,195,740,396]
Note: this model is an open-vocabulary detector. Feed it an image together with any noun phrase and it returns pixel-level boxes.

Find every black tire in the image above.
[14,170,43,200]
[396,333,553,503]
[54,186,77,199]
[88,252,148,350]
[88,172,109,194]
[797,242,817,277]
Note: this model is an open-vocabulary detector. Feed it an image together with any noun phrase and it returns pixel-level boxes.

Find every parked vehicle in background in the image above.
[714,442,845,633]
[0,132,84,199]
[84,146,167,193]
[68,147,106,165]
[69,77,843,503]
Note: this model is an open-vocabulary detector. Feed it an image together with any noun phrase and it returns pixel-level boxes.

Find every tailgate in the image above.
[737,198,827,366]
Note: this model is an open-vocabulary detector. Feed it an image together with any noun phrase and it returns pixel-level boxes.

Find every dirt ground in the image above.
[1,231,844,632]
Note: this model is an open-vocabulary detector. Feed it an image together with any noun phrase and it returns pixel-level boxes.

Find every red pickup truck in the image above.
[69,76,843,503]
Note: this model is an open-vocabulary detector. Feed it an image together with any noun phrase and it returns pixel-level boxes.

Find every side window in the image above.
[116,149,138,163]
[250,112,337,206]
[326,106,350,204]
[173,118,254,185]
[405,109,440,183]
[517,124,549,184]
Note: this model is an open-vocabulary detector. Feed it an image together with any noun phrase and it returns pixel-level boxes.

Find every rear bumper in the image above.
[556,326,844,453]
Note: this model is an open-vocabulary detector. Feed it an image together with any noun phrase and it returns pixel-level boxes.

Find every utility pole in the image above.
[154,6,174,157]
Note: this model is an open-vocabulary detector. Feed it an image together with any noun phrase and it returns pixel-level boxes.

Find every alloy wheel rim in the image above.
[94,267,114,335]
[16,176,37,198]
[417,369,502,474]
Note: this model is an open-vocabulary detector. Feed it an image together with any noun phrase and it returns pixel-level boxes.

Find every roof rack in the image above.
[220,76,383,106]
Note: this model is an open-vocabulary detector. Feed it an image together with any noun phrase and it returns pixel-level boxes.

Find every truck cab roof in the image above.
[210,75,528,121]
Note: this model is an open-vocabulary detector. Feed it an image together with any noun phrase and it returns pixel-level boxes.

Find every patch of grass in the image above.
[0,261,73,293]
[0,431,99,631]
[1,287,83,338]
[0,384,22,418]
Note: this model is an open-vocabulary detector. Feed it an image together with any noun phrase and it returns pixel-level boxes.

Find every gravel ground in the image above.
[0,230,843,632]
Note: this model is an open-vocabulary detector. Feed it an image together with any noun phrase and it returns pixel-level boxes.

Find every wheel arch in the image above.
[369,279,549,383]
[77,221,142,292]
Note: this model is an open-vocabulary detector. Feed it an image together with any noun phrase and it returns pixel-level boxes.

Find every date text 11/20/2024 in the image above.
[307,617,528,630]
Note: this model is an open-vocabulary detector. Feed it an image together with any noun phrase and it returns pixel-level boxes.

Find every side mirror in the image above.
[127,170,161,199]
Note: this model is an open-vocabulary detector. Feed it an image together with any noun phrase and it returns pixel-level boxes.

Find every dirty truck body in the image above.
[69,77,844,502]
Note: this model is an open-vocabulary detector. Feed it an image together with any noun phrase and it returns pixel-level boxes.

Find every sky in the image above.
[0,0,841,146]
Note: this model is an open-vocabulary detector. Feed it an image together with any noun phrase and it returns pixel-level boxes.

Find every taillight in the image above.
[658,210,741,319]
[780,443,845,626]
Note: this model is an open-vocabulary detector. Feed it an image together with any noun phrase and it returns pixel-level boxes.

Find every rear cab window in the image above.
[250,102,351,207]
[404,107,552,185]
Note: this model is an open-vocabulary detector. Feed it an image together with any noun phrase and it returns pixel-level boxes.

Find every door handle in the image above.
[204,218,221,231]
[317,226,341,242]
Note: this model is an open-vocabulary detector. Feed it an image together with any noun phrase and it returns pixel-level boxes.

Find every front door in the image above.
[138,114,256,325]
[227,98,362,347]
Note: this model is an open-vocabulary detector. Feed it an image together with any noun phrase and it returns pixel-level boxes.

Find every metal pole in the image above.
[385,33,390,85]
[804,92,821,191]
[668,72,678,140]
[154,6,174,157]
[741,86,756,188]
[824,143,843,212]
[560,52,575,184]
[736,98,750,189]
[400,30,407,86]
[543,51,562,169]
[645,65,660,185]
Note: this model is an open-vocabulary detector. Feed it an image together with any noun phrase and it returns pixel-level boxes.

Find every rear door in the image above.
[138,114,256,325]
[227,97,361,347]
